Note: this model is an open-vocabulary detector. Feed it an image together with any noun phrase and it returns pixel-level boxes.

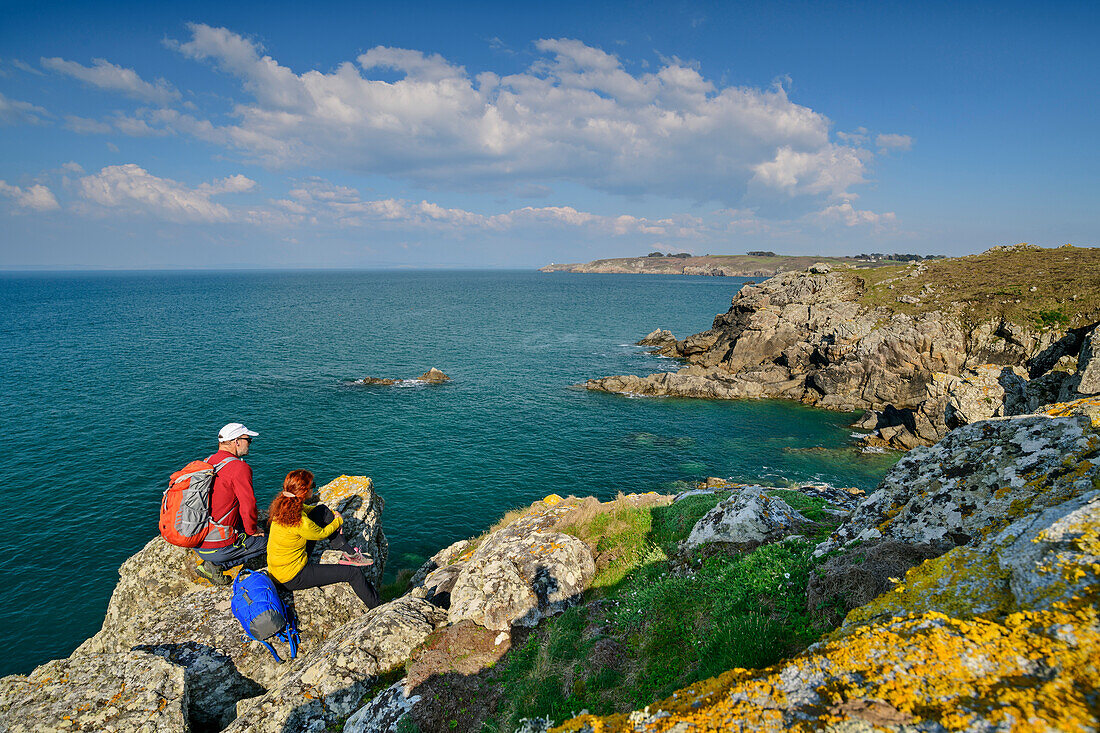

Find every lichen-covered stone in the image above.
[553,606,1100,732]
[344,680,420,733]
[684,486,811,550]
[815,409,1100,555]
[224,596,447,732]
[0,651,187,733]
[135,641,263,730]
[448,508,596,630]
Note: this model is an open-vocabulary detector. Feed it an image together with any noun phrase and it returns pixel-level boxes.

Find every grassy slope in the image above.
[476,490,844,731]
[542,254,905,273]
[842,244,1100,329]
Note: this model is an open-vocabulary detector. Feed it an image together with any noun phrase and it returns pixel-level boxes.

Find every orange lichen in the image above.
[318,475,374,502]
[553,605,1100,732]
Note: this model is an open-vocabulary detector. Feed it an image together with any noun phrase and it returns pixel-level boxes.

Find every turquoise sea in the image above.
[0,270,899,676]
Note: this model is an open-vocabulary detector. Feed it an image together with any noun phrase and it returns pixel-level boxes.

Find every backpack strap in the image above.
[213,456,240,472]
[210,456,243,530]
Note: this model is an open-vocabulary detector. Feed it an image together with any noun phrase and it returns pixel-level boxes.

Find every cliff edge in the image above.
[588,244,1100,450]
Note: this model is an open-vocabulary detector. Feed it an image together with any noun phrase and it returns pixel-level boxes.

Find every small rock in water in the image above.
[357,376,398,385]
[418,367,451,383]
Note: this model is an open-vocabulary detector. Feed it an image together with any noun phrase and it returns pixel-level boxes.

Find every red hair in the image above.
[269,469,314,527]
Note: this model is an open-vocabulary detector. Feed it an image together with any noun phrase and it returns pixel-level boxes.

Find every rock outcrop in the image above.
[588,249,1100,450]
[224,597,448,732]
[552,398,1100,732]
[354,368,450,386]
[683,487,811,550]
[417,367,450,383]
[0,651,189,733]
[445,502,596,631]
[1,476,386,732]
[635,328,678,356]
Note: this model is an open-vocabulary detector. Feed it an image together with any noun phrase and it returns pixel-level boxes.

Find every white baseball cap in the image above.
[218,422,259,442]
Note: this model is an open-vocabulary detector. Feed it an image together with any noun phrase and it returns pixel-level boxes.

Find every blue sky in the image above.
[1,0,1096,268]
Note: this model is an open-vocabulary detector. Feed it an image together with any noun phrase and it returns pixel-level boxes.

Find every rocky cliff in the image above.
[0,476,396,733]
[588,245,1100,450]
[5,400,1100,733]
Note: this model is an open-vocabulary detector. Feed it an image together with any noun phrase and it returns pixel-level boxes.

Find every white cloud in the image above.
[0,180,61,211]
[77,164,240,222]
[41,57,180,105]
[11,59,45,76]
[876,133,913,151]
[0,92,48,125]
[751,146,868,197]
[153,25,879,206]
[812,201,897,230]
[198,174,257,195]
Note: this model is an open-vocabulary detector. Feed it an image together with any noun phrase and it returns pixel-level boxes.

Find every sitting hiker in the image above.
[193,422,269,585]
[267,469,379,608]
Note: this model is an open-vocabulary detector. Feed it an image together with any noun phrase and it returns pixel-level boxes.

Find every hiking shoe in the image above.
[196,559,232,586]
[338,548,374,567]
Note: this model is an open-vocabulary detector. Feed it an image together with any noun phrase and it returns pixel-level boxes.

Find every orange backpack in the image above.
[159,456,238,547]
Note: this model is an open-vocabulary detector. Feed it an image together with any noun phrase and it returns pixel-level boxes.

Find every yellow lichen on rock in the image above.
[318,475,374,502]
[837,546,1016,633]
[554,605,1100,732]
[1042,395,1100,427]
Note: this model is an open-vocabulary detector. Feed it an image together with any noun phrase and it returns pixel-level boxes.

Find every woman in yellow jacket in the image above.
[266,469,379,607]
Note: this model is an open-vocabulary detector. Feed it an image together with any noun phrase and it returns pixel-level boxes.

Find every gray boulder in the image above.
[816,408,1100,556]
[0,651,188,733]
[225,596,447,732]
[448,510,596,630]
[344,680,420,733]
[684,487,812,550]
[1076,324,1100,395]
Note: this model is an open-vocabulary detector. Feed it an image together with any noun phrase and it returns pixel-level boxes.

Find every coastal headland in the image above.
[587,244,1100,450]
[539,252,919,277]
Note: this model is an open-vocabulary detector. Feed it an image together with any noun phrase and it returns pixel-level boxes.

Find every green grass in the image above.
[764,489,830,523]
[488,491,845,729]
[842,244,1100,330]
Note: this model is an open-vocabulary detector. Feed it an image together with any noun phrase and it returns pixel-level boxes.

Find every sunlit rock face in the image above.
[588,264,1096,450]
[0,476,387,732]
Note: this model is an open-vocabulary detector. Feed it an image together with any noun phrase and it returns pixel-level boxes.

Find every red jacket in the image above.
[200,450,262,548]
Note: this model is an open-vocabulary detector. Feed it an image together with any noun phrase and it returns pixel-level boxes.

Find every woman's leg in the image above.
[306,504,351,551]
[281,562,378,608]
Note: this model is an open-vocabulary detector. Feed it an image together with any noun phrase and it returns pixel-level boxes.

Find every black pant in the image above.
[279,504,379,608]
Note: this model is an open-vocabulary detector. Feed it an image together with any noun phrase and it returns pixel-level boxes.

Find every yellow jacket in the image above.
[267,504,343,584]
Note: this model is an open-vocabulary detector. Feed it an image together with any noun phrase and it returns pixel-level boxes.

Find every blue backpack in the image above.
[231,569,299,663]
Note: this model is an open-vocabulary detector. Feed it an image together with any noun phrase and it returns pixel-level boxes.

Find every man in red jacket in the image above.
[192,422,268,586]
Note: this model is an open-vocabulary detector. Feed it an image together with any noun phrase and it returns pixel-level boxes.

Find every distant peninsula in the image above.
[539,251,934,276]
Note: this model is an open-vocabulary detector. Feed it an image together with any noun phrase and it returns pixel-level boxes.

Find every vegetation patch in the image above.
[842,244,1100,329]
[478,490,847,730]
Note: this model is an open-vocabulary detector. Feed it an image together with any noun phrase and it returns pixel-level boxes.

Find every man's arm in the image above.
[234,462,264,536]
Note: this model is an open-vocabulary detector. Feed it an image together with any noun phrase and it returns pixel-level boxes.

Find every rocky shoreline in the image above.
[4,397,1099,731]
[587,246,1100,450]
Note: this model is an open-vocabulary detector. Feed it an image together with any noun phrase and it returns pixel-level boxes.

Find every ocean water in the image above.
[0,270,899,676]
